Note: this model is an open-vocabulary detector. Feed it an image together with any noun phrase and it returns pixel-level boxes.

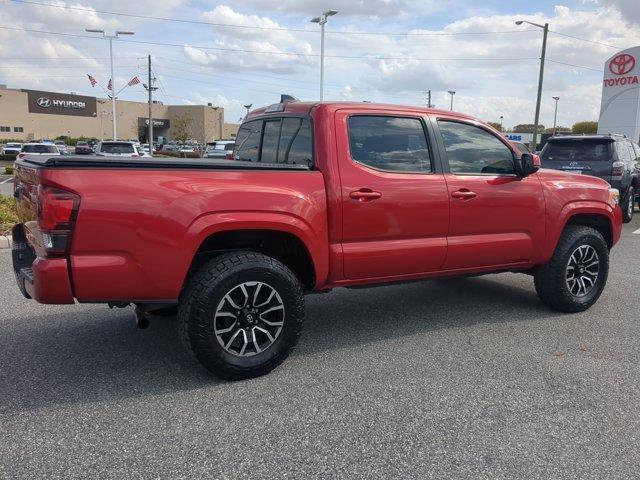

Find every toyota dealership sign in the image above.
[598,47,640,141]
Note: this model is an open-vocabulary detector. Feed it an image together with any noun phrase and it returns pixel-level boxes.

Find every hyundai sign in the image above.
[598,47,640,141]
[24,89,97,117]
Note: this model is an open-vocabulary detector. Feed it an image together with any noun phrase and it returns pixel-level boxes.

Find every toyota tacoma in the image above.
[12,101,623,379]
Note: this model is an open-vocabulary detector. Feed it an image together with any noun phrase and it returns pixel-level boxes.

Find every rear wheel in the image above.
[534,225,609,312]
[622,187,634,223]
[179,252,304,380]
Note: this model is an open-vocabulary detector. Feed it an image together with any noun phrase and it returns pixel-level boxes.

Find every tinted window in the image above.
[235,120,261,162]
[101,143,135,154]
[438,121,514,174]
[348,116,431,173]
[22,144,57,153]
[281,118,312,166]
[542,140,610,163]
[260,120,281,163]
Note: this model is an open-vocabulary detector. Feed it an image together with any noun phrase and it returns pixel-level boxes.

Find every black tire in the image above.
[534,225,609,313]
[622,187,634,223]
[178,252,304,380]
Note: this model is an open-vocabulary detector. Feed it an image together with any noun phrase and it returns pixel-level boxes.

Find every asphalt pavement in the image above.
[1,219,640,479]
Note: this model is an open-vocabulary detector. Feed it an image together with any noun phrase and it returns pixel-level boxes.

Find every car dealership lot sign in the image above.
[24,89,97,117]
[598,47,640,142]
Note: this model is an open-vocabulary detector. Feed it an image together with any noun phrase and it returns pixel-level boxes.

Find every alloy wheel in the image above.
[214,281,285,357]
[565,245,600,297]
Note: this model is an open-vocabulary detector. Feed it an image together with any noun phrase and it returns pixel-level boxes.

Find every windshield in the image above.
[215,143,235,150]
[5,143,21,148]
[22,144,58,153]
[541,140,611,163]
[101,143,135,154]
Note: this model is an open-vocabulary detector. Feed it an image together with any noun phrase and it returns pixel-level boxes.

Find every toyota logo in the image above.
[36,97,52,108]
[609,54,636,75]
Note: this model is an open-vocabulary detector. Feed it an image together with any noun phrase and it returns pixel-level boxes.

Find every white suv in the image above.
[95,141,140,157]
[17,143,61,159]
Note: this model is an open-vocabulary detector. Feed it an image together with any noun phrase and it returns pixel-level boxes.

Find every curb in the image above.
[0,236,12,249]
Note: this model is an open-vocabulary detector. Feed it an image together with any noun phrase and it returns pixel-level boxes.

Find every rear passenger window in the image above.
[235,120,262,162]
[348,116,431,173]
[615,141,632,163]
[235,117,313,166]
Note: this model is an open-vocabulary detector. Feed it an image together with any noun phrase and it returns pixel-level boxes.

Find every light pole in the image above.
[500,115,504,131]
[516,19,548,151]
[85,29,135,140]
[311,10,338,101]
[244,104,253,118]
[552,96,560,135]
[448,90,456,111]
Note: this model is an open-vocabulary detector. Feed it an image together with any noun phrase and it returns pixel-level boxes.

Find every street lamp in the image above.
[311,10,338,101]
[85,29,135,140]
[243,104,253,118]
[448,90,456,111]
[552,96,560,135]
[499,115,504,131]
[516,19,548,151]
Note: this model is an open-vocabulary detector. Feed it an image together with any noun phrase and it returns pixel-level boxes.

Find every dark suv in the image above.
[540,134,640,222]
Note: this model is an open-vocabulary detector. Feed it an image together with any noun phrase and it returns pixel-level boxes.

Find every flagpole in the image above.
[109,36,116,140]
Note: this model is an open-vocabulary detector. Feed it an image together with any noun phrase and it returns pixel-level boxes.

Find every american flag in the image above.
[107,78,112,91]
[127,76,141,87]
[87,74,98,87]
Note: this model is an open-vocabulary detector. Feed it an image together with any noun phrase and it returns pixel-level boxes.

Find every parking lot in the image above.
[0,219,639,479]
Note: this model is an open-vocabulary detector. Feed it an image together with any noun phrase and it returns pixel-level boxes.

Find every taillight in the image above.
[225,152,234,160]
[612,161,624,180]
[131,153,139,158]
[37,185,80,255]
[18,153,26,159]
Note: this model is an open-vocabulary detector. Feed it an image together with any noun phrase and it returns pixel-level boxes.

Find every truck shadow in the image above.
[0,274,554,413]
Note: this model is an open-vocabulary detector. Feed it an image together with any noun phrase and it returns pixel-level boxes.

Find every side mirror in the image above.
[516,152,541,177]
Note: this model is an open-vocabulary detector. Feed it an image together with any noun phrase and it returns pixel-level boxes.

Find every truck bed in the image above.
[17,155,311,171]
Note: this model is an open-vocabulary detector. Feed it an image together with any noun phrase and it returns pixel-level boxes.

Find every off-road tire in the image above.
[178,252,304,380]
[534,225,609,313]
[622,187,634,223]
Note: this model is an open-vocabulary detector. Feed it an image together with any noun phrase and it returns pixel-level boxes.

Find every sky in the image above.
[0,0,639,129]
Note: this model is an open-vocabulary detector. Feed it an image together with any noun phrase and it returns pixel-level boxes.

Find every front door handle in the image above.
[349,189,382,202]
[451,189,477,200]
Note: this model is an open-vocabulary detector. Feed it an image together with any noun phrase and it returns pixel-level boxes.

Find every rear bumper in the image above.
[12,224,74,304]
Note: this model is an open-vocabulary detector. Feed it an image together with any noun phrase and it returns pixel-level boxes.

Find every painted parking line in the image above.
[633,228,640,234]
[0,177,14,184]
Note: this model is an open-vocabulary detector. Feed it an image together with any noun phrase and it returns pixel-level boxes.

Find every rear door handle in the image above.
[349,189,382,202]
[451,189,477,200]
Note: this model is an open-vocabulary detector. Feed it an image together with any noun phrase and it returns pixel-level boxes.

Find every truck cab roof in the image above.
[246,101,478,123]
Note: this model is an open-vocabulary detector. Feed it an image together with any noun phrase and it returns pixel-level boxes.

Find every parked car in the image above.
[2,142,22,155]
[540,134,640,223]
[74,141,93,155]
[205,140,236,159]
[179,145,195,153]
[95,141,139,157]
[161,144,179,153]
[17,143,60,159]
[54,141,68,154]
[12,101,622,380]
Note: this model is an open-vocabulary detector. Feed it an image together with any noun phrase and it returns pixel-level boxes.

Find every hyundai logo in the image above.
[36,97,52,108]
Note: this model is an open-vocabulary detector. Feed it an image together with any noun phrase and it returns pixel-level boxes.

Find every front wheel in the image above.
[534,225,609,313]
[179,252,304,380]
[622,187,634,223]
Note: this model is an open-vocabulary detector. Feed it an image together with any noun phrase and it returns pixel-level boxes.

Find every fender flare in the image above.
[184,211,329,288]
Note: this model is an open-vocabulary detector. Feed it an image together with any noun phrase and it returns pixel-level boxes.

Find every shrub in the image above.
[155,151,202,159]
[0,196,18,236]
[5,166,14,175]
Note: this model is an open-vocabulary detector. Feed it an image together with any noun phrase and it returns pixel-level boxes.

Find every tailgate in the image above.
[541,139,613,182]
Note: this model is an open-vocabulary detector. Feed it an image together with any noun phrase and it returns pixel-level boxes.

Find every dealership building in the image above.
[0,84,239,143]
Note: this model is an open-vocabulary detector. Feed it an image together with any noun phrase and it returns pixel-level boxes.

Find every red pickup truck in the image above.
[12,101,622,379]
